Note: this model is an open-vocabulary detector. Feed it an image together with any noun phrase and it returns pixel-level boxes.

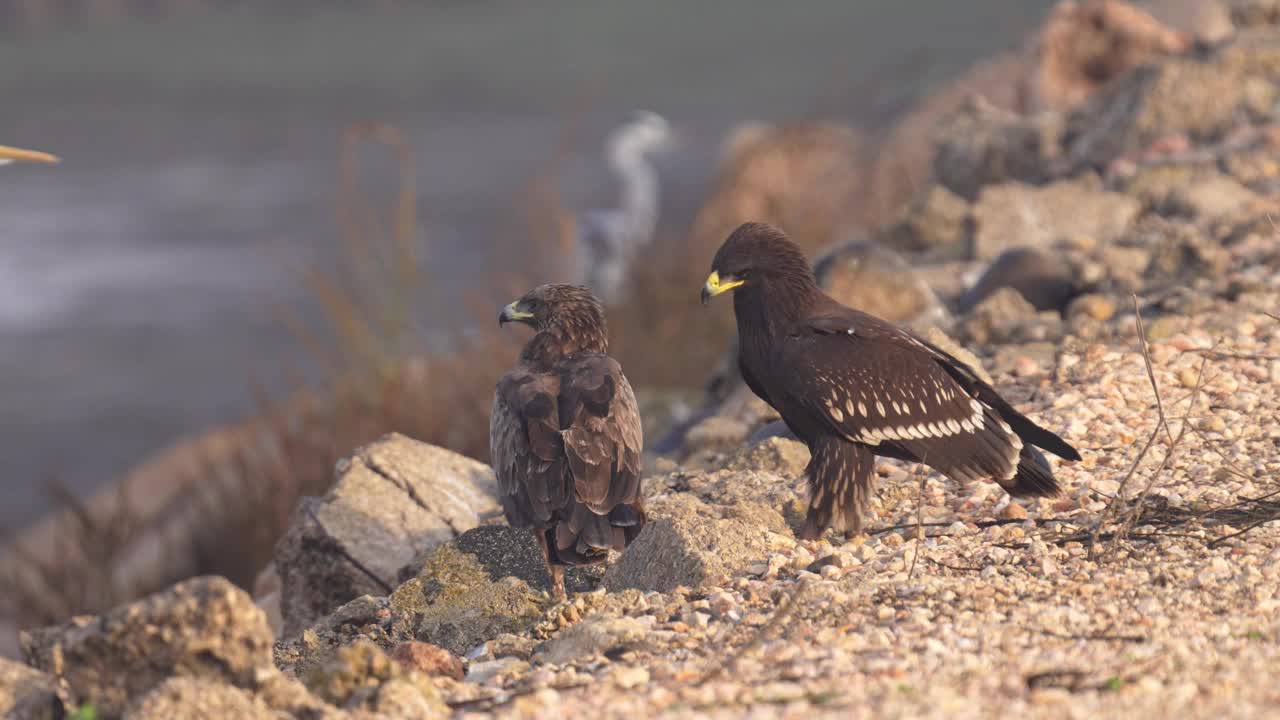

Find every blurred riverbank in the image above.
[0,2,1056,529]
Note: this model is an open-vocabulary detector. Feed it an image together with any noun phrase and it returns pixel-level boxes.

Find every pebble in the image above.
[1198,416,1227,433]
[791,546,816,570]
[707,591,737,618]
[1013,356,1042,377]
[998,502,1028,520]
[612,666,651,690]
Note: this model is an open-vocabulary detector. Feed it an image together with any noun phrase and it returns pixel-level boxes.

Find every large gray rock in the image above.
[304,640,446,718]
[959,287,1066,346]
[1164,173,1261,220]
[0,658,63,720]
[1060,29,1280,174]
[1138,216,1233,288]
[603,494,786,593]
[21,576,273,719]
[275,433,500,637]
[387,529,552,657]
[971,177,1141,260]
[813,240,951,329]
[720,436,811,479]
[1231,0,1280,28]
[273,594,406,683]
[396,524,602,594]
[880,185,972,256]
[535,615,649,666]
[933,97,1062,200]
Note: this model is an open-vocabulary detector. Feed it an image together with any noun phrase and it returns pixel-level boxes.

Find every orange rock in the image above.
[1024,0,1193,114]
[390,641,465,681]
[1000,502,1030,520]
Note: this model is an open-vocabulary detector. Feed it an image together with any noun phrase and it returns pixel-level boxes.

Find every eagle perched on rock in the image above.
[491,284,645,599]
[701,223,1081,539]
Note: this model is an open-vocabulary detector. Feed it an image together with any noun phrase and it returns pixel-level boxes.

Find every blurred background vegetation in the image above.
[0,0,1063,627]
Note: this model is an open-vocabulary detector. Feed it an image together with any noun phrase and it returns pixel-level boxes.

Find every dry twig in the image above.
[1033,627,1147,644]
[1089,296,1187,558]
[1108,352,1208,551]
[907,462,929,580]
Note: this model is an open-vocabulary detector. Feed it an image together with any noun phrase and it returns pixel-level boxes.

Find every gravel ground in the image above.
[439,305,1280,719]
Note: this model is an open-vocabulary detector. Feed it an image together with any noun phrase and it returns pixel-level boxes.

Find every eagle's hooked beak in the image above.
[0,145,59,165]
[499,301,535,327]
[701,270,744,305]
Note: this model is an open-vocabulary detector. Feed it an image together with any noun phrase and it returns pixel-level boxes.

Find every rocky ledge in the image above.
[5,12,1280,720]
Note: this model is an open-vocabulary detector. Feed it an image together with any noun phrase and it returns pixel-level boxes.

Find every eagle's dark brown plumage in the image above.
[702,223,1081,539]
[491,284,645,599]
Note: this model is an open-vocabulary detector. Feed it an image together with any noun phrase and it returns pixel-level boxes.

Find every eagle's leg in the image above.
[549,565,566,603]
[534,530,567,602]
[801,438,875,541]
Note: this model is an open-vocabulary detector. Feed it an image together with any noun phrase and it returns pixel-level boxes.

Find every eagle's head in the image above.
[500,284,608,357]
[701,222,815,305]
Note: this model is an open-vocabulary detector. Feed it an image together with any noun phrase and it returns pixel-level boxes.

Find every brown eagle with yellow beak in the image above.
[702,222,1080,539]
[491,284,645,600]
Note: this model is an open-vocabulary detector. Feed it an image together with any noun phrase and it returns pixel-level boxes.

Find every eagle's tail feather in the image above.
[1008,445,1062,497]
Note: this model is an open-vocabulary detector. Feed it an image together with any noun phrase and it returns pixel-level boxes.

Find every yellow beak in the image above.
[0,145,59,165]
[498,301,535,326]
[701,270,744,305]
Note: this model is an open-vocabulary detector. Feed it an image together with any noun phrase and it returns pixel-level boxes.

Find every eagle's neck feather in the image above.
[733,273,819,339]
[733,273,819,389]
[522,323,608,366]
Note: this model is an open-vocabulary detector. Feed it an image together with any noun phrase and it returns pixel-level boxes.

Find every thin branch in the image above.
[1207,514,1280,548]
[907,462,928,580]
[1185,348,1279,362]
[1134,295,1173,444]
[1106,352,1208,554]
[1183,423,1258,486]
[1089,299,1177,559]
[924,556,984,572]
[1089,421,1161,557]
[1200,488,1280,517]
[870,517,1051,536]
[1033,628,1147,643]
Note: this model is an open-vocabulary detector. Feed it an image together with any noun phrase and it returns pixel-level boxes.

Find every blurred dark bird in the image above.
[701,223,1080,539]
[0,145,59,166]
[567,111,671,303]
[491,284,645,600]
[957,247,1078,314]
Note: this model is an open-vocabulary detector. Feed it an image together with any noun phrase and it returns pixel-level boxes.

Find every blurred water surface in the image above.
[0,1,1054,528]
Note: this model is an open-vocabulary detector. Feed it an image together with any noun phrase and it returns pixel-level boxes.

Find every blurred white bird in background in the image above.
[569,110,672,302]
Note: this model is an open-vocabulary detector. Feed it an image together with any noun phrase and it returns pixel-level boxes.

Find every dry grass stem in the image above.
[1089,296,1184,559]
[907,460,929,581]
